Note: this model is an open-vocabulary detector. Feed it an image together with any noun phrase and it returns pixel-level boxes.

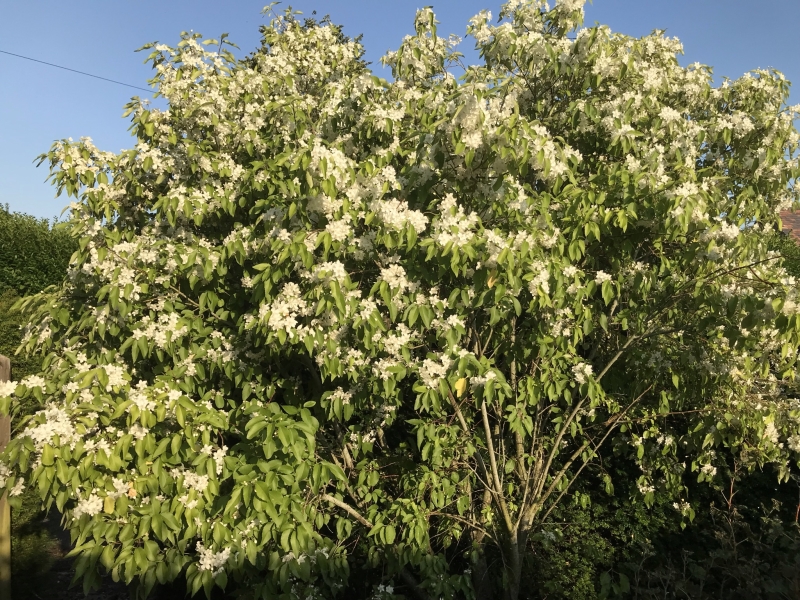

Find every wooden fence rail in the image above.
[0,354,11,599]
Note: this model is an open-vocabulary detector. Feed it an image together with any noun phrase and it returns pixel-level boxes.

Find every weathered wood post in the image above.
[0,354,10,600]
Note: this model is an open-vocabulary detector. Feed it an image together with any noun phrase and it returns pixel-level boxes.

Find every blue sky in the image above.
[1,0,798,220]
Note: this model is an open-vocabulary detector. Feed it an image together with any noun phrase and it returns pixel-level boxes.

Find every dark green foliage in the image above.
[518,458,800,599]
[0,291,43,381]
[0,203,76,297]
[768,230,800,279]
[615,471,800,599]
[514,463,672,600]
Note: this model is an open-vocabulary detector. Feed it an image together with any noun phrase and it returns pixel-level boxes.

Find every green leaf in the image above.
[41,444,55,466]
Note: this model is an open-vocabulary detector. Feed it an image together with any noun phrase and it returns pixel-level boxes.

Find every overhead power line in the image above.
[0,49,153,93]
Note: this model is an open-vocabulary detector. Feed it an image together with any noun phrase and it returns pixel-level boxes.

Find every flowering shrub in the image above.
[1,2,800,599]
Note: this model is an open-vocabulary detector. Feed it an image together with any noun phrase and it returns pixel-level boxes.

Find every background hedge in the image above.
[0,204,76,595]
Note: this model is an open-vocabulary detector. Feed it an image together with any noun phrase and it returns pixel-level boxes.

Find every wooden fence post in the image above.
[0,354,10,600]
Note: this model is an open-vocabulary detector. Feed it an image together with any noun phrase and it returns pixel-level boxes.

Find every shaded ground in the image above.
[12,495,128,600]
[11,489,188,600]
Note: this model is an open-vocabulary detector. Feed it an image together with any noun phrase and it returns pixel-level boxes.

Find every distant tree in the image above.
[770,227,800,279]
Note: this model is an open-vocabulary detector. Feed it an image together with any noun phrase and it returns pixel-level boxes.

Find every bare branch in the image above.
[429,511,497,544]
[481,399,515,532]
[447,389,471,434]
[595,333,639,383]
[481,326,495,357]
[529,385,652,529]
[322,493,373,528]
[328,453,364,509]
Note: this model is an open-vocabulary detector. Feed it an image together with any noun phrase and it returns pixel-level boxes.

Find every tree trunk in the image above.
[470,483,494,600]
[471,548,493,600]
[503,535,523,600]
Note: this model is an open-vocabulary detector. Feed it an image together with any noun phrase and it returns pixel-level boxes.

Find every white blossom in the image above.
[196,542,230,575]
[381,264,410,292]
[9,478,25,497]
[73,493,104,520]
[433,194,479,248]
[700,463,717,477]
[572,362,593,385]
[594,271,612,284]
[0,381,16,398]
